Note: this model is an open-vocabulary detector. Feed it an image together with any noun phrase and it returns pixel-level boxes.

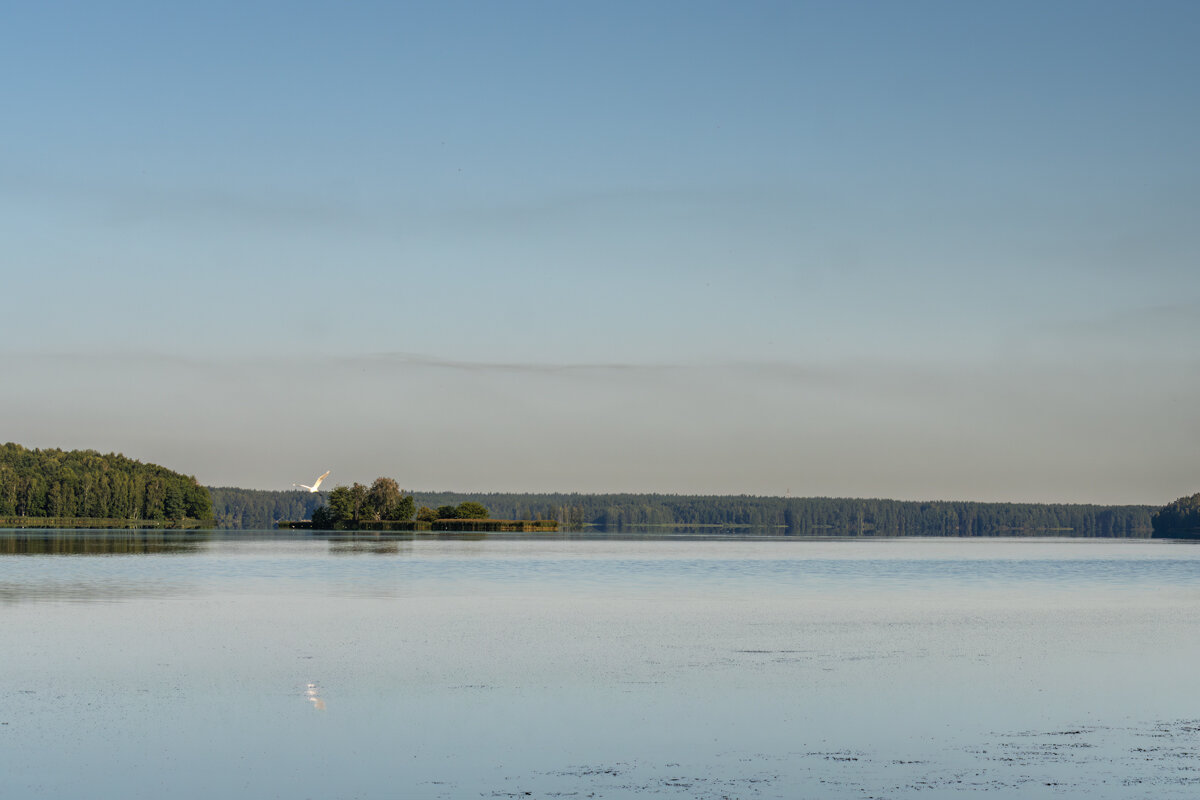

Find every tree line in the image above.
[403,491,1154,536]
[207,486,328,529]
[0,443,212,522]
[0,441,1166,537]
[204,486,1154,536]
[1151,493,1200,538]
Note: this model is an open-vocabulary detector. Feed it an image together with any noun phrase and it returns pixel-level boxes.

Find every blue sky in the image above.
[3,1,1198,503]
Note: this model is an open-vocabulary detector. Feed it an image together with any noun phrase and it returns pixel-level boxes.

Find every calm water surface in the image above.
[2,532,1199,799]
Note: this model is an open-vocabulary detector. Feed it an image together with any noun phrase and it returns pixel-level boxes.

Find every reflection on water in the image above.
[3,531,1200,799]
[304,683,326,711]
[327,539,406,556]
[0,530,210,604]
[0,529,210,555]
[0,579,185,605]
[468,718,1200,798]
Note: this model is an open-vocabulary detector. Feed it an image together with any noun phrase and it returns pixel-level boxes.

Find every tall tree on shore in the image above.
[367,477,414,521]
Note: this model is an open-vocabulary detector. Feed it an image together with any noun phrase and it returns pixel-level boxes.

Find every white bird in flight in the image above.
[294,470,330,493]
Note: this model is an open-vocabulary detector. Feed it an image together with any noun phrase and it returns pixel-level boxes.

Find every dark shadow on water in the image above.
[0,529,212,556]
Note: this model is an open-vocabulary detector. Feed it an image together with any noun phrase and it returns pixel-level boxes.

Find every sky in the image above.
[2,0,1198,504]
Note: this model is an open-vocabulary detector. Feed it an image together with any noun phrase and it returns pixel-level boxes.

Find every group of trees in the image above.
[204,485,1156,536]
[415,501,489,523]
[311,477,416,529]
[0,443,212,522]
[206,484,492,529]
[308,480,493,529]
[1151,493,1200,538]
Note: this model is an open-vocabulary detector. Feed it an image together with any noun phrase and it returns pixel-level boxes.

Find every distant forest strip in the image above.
[208,486,329,530]
[0,442,1159,537]
[0,443,213,523]
[207,487,1154,536]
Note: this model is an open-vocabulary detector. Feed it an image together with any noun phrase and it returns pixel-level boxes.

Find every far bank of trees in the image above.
[415,501,489,523]
[206,485,1155,536]
[402,492,1155,537]
[208,486,327,529]
[1151,493,1200,538]
[0,442,212,523]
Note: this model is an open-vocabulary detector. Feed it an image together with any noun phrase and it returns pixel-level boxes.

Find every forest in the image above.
[1150,493,1200,538]
[208,486,327,529]
[0,441,1161,536]
[205,486,1155,536]
[0,443,212,523]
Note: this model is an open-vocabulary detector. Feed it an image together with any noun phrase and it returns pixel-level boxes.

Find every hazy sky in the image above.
[4,1,1198,503]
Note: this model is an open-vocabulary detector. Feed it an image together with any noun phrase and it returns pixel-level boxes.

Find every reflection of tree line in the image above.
[322,532,488,549]
[0,530,208,555]
[0,580,186,604]
[326,539,408,555]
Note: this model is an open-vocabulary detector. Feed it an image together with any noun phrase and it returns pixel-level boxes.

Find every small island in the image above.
[278,477,557,532]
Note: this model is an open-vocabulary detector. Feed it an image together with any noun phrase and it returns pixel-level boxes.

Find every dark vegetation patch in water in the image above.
[479,719,1200,798]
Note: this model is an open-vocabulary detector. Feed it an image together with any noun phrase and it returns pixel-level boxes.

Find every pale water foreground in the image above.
[2,532,1199,799]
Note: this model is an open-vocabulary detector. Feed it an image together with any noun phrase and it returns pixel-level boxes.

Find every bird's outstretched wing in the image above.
[311,471,331,491]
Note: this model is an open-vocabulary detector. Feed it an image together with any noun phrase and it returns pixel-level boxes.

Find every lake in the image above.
[2,531,1199,799]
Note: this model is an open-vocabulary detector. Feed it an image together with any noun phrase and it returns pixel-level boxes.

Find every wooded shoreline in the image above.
[1,442,1184,537]
[212,486,1157,536]
[278,518,559,532]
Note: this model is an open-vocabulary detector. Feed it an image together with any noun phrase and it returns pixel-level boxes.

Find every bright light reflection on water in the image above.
[2,531,1199,799]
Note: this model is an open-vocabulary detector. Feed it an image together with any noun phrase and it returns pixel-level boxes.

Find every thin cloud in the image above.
[4,166,388,236]
[0,348,1012,386]
[1042,301,1200,337]
[362,351,681,374]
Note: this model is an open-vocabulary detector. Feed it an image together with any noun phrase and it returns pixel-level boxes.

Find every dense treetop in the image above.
[0,442,212,521]
[1151,493,1200,538]
[416,501,490,523]
[311,477,416,529]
